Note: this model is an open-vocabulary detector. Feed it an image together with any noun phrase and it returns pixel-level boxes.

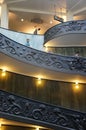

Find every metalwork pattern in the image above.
[0,33,86,75]
[0,90,86,130]
[44,20,86,43]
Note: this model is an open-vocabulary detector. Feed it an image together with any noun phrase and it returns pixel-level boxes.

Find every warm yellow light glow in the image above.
[2,68,6,72]
[50,20,53,24]
[9,12,17,20]
[62,15,66,22]
[75,82,79,85]
[37,77,41,84]
[38,77,41,80]
[75,82,79,89]
[72,82,82,92]
[75,85,79,89]
[36,128,39,130]
[0,123,2,130]
[24,27,35,34]
[1,66,8,71]
[1,68,6,77]
[1,72,6,77]
[21,18,24,22]
[45,46,48,52]
[38,80,41,84]
[0,0,4,4]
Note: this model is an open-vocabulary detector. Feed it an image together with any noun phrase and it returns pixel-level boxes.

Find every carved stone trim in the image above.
[0,90,86,130]
[44,20,86,44]
[0,33,86,75]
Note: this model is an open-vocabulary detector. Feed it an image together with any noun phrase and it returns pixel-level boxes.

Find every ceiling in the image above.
[2,0,86,34]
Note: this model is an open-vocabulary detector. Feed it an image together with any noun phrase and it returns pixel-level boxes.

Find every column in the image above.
[1,2,9,28]
[66,11,74,21]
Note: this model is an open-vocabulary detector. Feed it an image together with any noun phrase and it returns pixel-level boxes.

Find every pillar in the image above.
[1,2,9,28]
[66,11,74,21]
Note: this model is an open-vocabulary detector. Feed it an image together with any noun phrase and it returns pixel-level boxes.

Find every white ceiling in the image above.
[2,0,86,34]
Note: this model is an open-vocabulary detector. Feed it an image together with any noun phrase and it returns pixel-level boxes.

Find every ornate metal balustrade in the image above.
[0,33,86,75]
[44,20,86,44]
[0,90,86,130]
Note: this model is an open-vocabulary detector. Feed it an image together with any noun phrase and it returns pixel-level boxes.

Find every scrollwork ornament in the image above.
[53,62,63,69]
[0,90,86,130]
[44,20,86,43]
[69,57,86,72]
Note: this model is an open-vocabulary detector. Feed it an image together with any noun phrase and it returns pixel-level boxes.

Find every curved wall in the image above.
[47,47,86,57]
[0,70,86,112]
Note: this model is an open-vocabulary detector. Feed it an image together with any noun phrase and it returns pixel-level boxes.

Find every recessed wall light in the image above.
[50,21,53,24]
[21,18,24,22]
[36,128,39,130]
[1,68,6,77]
[75,81,78,85]
[2,68,6,72]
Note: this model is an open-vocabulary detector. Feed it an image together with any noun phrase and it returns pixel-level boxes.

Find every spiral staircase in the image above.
[0,20,86,130]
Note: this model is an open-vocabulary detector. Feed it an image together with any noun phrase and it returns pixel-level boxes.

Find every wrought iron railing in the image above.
[0,90,86,130]
[44,20,86,44]
[0,33,86,75]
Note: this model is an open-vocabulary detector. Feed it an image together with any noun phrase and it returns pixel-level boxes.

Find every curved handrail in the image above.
[0,33,86,75]
[0,27,44,51]
[44,20,86,44]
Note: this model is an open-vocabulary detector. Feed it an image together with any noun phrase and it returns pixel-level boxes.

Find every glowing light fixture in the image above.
[75,81,79,88]
[1,68,6,77]
[75,81,80,89]
[75,85,79,89]
[75,81,78,85]
[2,68,6,72]
[50,20,53,24]
[72,81,81,92]
[62,15,66,22]
[21,18,24,22]
[0,123,1,130]
[37,77,41,84]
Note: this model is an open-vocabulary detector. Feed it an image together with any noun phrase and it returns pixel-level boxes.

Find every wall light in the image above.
[75,84,79,89]
[62,15,66,22]
[2,68,6,72]
[75,81,79,89]
[21,18,24,22]
[75,81,78,85]
[72,81,81,92]
[0,123,2,130]
[1,69,6,77]
[37,77,42,84]
[50,20,53,24]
